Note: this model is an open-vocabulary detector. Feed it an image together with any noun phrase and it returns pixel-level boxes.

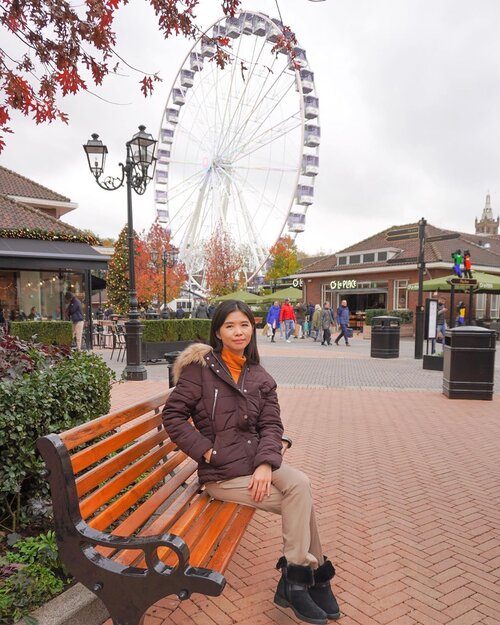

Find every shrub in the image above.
[142,320,178,342]
[0,349,114,532]
[0,335,70,381]
[364,309,388,325]
[141,319,211,342]
[388,309,413,324]
[10,322,73,346]
[0,561,64,624]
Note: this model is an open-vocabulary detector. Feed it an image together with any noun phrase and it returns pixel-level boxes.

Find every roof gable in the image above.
[0,165,70,202]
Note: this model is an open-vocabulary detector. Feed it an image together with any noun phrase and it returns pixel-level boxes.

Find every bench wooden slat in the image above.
[86,451,186,531]
[207,506,255,573]
[189,502,240,567]
[60,392,169,450]
[71,413,163,474]
[76,429,169,497]
[95,460,196,559]
[114,492,215,567]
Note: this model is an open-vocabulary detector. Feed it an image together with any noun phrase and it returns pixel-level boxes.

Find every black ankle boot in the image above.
[309,558,340,620]
[274,557,327,625]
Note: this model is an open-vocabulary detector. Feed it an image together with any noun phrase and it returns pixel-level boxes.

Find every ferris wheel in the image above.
[154,11,320,289]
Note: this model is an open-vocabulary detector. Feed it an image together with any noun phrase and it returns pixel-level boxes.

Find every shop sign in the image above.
[330,279,357,290]
[292,278,303,288]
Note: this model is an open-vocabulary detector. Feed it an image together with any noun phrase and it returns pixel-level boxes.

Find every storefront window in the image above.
[491,294,499,319]
[0,270,85,321]
[475,293,486,319]
[393,280,408,309]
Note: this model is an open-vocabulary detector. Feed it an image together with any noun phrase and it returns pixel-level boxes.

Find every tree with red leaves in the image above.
[138,221,187,306]
[0,0,245,151]
[266,235,300,281]
[204,224,243,298]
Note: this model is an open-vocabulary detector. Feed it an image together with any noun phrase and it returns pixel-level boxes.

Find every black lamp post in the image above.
[83,126,157,381]
[161,249,179,318]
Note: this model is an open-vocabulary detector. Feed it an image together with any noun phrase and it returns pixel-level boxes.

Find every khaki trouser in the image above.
[205,463,323,568]
[72,321,84,350]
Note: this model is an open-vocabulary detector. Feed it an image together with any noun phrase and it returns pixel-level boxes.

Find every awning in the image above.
[0,238,109,271]
[408,271,500,294]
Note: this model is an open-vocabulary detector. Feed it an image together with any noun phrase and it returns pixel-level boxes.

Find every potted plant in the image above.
[423,351,444,371]
[141,319,211,361]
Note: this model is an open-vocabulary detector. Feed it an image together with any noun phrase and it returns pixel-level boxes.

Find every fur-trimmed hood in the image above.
[172,342,212,384]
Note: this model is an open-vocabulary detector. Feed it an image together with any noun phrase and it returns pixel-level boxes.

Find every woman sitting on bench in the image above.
[163,300,340,624]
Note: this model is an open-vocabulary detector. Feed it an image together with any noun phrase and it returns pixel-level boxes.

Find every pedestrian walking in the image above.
[320,302,333,346]
[294,301,307,339]
[280,298,296,343]
[162,300,340,624]
[307,303,315,336]
[175,307,185,319]
[65,291,84,350]
[266,300,281,343]
[194,301,209,318]
[311,304,322,341]
[334,300,350,346]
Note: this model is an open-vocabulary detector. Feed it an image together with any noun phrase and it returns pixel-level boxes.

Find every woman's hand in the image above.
[248,463,272,502]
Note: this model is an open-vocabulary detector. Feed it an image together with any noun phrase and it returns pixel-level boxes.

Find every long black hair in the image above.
[209,300,260,365]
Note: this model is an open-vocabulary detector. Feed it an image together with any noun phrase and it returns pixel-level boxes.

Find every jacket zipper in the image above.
[211,388,219,420]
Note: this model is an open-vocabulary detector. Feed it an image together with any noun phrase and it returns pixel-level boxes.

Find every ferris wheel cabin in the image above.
[165,108,179,124]
[266,18,283,43]
[201,38,216,58]
[304,124,321,147]
[300,69,314,93]
[161,128,175,144]
[156,169,168,183]
[212,24,226,38]
[172,88,185,106]
[304,96,319,119]
[190,52,203,72]
[241,13,254,35]
[157,148,170,164]
[297,185,314,205]
[252,16,267,36]
[288,212,306,233]
[180,69,195,89]
[225,16,242,38]
[302,154,319,176]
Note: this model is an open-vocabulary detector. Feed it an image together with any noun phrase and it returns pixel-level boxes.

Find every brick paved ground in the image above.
[105,365,500,625]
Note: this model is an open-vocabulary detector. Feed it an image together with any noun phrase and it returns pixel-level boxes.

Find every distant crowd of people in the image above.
[265,298,352,346]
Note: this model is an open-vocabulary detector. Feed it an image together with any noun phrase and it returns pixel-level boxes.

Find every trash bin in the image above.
[165,351,182,388]
[443,326,496,400]
[370,316,400,359]
[146,310,159,320]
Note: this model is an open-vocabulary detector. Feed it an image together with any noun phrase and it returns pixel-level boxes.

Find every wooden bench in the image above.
[36,390,255,625]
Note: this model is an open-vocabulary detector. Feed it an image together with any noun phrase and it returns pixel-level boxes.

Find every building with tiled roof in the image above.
[293,214,500,329]
[0,166,107,328]
[0,165,76,218]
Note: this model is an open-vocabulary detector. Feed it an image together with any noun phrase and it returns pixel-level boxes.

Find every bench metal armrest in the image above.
[75,521,190,572]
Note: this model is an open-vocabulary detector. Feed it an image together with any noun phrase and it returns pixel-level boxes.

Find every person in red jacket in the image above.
[163,300,340,624]
[279,298,297,343]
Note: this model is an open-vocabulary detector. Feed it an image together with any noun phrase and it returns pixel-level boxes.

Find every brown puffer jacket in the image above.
[162,343,284,484]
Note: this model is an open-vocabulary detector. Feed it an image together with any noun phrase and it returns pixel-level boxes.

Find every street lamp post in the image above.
[83,126,157,381]
[161,249,179,319]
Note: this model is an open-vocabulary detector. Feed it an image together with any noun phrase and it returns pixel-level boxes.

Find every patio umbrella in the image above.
[213,290,264,304]
[261,286,304,303]
[407,271,500,294]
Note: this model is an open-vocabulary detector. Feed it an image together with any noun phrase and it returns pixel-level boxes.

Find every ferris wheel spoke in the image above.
[231,169,289,222]
[221,62,293,158]
[215,32,245,157]
[231,164,297,172]
[232,116,302,163]
[229,175,267,268]
[217,34,268,155]
[164,168,205,202]
[168,173,207,220]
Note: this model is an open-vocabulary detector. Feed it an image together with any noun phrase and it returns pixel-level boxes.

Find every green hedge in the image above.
[0,351,114,532]
[142,319,211,342]
[10,321,73,346]
[365,309,413,325]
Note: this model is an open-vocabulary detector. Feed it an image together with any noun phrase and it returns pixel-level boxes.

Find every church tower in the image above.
[475,193,499,236]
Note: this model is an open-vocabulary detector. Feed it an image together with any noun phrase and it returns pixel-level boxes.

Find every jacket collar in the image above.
[204,350,250,394]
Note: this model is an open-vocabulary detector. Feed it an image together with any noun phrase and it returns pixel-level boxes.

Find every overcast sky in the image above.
[2,0,500,255]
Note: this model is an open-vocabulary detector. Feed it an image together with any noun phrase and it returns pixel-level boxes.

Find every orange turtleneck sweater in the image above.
[221,347,246,383]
